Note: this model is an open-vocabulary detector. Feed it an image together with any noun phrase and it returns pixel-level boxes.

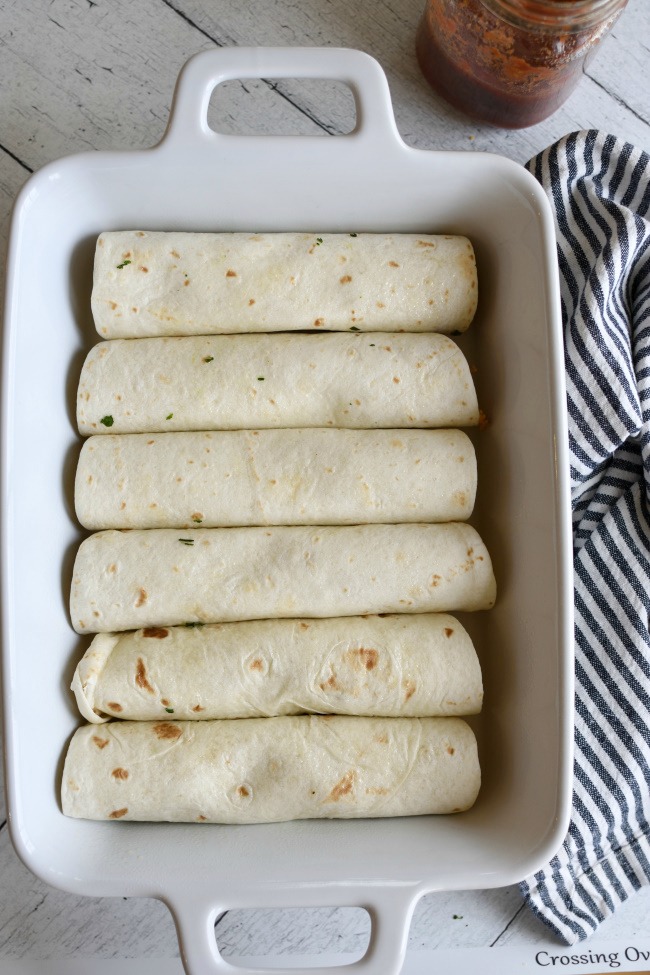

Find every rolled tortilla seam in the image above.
[91,231,478,338]
[76,332,479,435]
[70,523,496,634]
[71,614,483,723]
[61,715,481,823]
[74,428,477,530]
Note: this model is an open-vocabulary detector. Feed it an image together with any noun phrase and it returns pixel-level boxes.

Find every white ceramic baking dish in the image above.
[1,48,573,975]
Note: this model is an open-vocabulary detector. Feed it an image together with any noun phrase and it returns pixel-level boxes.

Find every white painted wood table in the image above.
[1,0,650,970]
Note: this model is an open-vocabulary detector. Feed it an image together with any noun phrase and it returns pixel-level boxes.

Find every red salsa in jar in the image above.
[416,0,628,128]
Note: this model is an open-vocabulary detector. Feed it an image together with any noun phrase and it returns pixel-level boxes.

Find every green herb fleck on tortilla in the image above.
[100,415,114,427]
[164,707,174,713]
[179,538,194,546]
[116,260,131,269]
[350,326,360,331]
[349,232,358,237]
[166,413,173,420]
[257,376,265,381]
[184,621,205,627]
[203,356,214,363]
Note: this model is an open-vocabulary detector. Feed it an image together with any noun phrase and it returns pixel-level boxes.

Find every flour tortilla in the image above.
[75,428,477,530]
[71,613,482,722]
[91,231,478,339]
[70,523,496,634]
[61,714,480,823]
[76,332,479,435]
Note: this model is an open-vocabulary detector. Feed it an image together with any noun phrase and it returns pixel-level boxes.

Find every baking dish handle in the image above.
[170,885,419,975]
[161,46,403,153]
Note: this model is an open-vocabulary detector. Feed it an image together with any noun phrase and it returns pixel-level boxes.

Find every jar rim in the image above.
[480,0,628,29]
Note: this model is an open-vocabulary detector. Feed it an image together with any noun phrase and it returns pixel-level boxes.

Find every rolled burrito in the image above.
[91,231,478,338]
[76,332,479,435]
[61,715,481,823]
[71,614,483,722]
[74,428,477,530]
[70,523,496,634]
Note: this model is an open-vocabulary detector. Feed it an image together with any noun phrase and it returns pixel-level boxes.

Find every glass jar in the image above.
[416,0,628,128]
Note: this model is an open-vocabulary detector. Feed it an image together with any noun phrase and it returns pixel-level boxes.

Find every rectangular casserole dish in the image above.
[1,47,573,975]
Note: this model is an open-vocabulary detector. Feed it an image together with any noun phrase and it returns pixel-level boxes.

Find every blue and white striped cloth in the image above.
[520,130,650,943]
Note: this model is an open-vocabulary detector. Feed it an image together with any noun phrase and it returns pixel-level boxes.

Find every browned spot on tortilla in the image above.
[139,266,148,273]
[135,231,145,237]
[109,301,118,310]
[444,627,454,638]
[417,239,436,247]
[248,298,255,305]
[238,785,250,798]
[467,547,474,556]
[388,260,399,267]
[192,704,205,712]
[300,622,310,629]
[383,345,392,352]
[403,679,416,701]
[160,698,170,707]
[376,301,385,309]
[152,722,182,740]
[447,746,455,755]
[98,237,105,246]
[183,278,191,286]
[313,317,324,327]
[348,647,378,671]
[249,658,264,671]
[109,807,128,819]
[135,588,147,607]
[111,767,129,780]
[226,269,237,277]
[375,733,389,744]
[131,307,138,313]
[197,815,207,821]
[326,771,355,802]
[454,491,468,507]
[340,274,352,284]
[107,702,123,712]
[393,376,400,384]
[366,786,389,795]
[320,671,340,691]
[147,439,155,445]
[430,574,442,587]
[92,736,109,749]
[134,657,156,695]
[170,249,180,258]
[142,627,168,640]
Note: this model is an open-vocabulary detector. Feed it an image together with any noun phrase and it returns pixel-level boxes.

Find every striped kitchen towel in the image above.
[520,130,650,943]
